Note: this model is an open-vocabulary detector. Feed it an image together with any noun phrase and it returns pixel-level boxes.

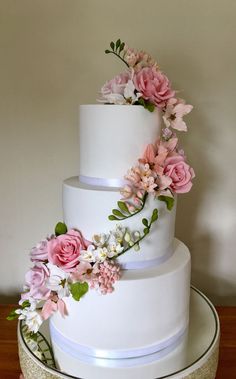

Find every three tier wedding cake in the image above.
[10,40,195,379]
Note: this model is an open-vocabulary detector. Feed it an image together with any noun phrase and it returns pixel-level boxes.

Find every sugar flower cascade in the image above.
[8,40,195,340]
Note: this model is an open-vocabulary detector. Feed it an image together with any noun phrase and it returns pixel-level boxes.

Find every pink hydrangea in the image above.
[23,263,51,301]
[47,229,91,273]
[164,154,195,193]
[90,260,120,295]
[133,67,175,109]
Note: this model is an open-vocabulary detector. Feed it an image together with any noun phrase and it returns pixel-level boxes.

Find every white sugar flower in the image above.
[17,307,43,333]
[95,247,108,262]
[124,80,141,104]
[46,263,70,298]
[110,225,126,244]
[25,310,43,333]
[107,242,124,258]
[80,245,96,263]
[92,233,108,247]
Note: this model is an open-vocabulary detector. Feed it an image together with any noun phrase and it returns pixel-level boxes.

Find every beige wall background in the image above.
[0,0,235,305]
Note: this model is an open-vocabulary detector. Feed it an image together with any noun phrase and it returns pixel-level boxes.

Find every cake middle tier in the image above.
[63,177,176,268]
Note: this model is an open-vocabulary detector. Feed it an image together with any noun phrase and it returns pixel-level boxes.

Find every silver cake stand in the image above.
[18,286,220,379]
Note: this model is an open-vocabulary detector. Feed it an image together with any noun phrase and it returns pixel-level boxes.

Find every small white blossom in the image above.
[80,245,96,263]
[92,233,108,247]
[46,263,70,298]
[25,310,43,333]
[95,247,108,262]
[124,80,141,103]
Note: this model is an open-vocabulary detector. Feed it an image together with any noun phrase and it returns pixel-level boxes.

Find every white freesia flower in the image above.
[110,224,126,244]
[25,310,43,333]
[92,233,108,247]
[18,308,43,333]
[80,245,96,263]
[46,263,70,299]
[95,247,108,262]
[107,242,124,258]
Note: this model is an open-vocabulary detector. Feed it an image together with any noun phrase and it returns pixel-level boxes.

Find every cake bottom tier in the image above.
[50,239,191,378]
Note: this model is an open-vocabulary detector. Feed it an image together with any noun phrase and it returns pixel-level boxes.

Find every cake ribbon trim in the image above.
[120,245,174,270]
[49,321,187,363]
[79,174,126,188]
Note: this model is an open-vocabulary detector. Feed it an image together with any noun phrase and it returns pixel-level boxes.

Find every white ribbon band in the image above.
[79,174,126,188]
[50,322,187,367]
[120,248,174,270]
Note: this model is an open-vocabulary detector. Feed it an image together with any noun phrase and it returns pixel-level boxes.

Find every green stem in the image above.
[111,212,156,259]
[106,50,130,68]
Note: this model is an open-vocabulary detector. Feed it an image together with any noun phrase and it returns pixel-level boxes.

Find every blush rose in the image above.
[164,155,195,193]
[47,229,91,272]
[24,263,50,301]
[133,67,175,109]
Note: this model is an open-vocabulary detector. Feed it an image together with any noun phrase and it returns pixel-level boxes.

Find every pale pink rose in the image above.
[24,263,50,301]
[47,229,91,272]
[30,239,49,262]
[163,98,193,131]
[164,155,195,193]
[133,67,175,108]
[99,71,131,104]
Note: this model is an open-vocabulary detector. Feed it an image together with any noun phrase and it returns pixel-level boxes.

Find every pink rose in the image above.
[164,155,195,193]
[24,263,50,301]
[133,67,175,109]
[47,230,91,272]
[100,71,131,104]
[30,239,49,262]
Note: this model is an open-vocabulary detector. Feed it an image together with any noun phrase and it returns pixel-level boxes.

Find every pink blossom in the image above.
[163,98,193,131]
[48,229,91,273]
[133,67,175,109]
[30,239,49,262]
[41,296,67,320]
[120,185,133,199]
[139,143,168,175]
[164,154,195,193]
[125,163,157,193]
[70,261,93,281]
[123,45,139,67]
[23,263,50,301]
[99,71,131,104]
[90,260,121,295]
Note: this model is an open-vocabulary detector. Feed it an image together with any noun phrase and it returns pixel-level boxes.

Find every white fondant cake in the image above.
[49,104,192,377]
[14,40,195,379]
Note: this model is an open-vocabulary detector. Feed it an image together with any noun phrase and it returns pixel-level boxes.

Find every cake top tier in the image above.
[79,105,162,185]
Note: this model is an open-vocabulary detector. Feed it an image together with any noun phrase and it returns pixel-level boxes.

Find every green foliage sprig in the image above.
[111,208,158,259]
[108,192,148,221]
[105,39,129,68]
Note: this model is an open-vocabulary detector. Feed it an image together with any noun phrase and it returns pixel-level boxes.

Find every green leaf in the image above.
[117,201,130,214]
[55,222,68,236]
[7,309,18,321]
[151,208,158,223]
[110,41,115,50]
[116,39,121,50]
[143,227,149,235]
[108,215,120,221]
[158,195,174,211]
[21,300,30,309]
[119,42,125,53]
[112,209,125,218]
[137,98,155,112]
[70,282,89,302]
[142,218,148,227]
[105,49,110,54]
